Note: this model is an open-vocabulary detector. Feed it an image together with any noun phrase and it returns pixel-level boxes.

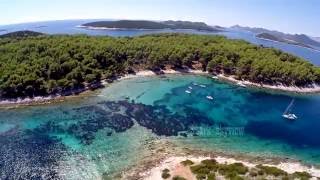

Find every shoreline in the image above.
[77,25,160,31]
[256,36,320,53]
[120,69,320,93]
[142,155,320,180]
[77,25,220,32]
[1,69,320,107]
[119,140,320,179]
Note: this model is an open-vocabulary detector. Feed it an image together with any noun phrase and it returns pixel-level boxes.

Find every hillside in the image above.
[232,25,320,49]
[311,37,320,42]
[0,33,319,99]
[82,20,220,31]
[256,33,314,49]
[0,30,44,38]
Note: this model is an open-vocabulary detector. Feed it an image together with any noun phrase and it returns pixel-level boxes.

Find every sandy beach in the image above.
[119,69,320,93]
[1,68,320,107]
[143,155,320,180]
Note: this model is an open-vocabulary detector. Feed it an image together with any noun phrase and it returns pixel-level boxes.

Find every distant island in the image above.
[81,20,221,31]
[256,33,315,49]
[34,25,48,29]
[0,30,43,38]
[232,25,320,50]
[0,31,320,102]
[0,29,7,32]
[312,37,320,43]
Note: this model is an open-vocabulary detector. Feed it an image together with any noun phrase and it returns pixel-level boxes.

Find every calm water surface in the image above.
[0,20,319,66]
[1,20,320,179]
[0,74,320,179]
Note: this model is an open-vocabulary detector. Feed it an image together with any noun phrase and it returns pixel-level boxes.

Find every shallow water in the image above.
[0,74,320,179]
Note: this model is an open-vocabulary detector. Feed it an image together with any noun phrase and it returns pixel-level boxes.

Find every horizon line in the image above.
[0,18,317,37]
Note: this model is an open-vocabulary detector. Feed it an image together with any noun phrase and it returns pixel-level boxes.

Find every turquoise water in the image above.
[1,74,320,179]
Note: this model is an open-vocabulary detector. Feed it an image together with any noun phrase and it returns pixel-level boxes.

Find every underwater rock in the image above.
[0,130,66,179]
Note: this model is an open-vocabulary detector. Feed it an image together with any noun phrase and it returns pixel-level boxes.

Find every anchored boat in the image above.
[282,99,298,120]
[206,95,214,100]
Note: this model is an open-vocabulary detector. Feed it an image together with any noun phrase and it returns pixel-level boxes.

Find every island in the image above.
[256,33,315,49]
[0,31,320,103]
[312,37,320,42]
[80,20,221,31]
[232,25,320,50]
[0,30,44,38]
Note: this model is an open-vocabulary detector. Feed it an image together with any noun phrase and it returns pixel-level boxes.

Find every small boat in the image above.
[185,90,192,94]
[282,99,298,120]
[206,95,214,100]
[188,86,193,90]
[237,82,247,87]
[199,84,206,88]
[212,76,218,79]
[282,114,298,120]
[192,82,198,86]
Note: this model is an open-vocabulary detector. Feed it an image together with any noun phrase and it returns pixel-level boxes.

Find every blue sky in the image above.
[1,0,319,36]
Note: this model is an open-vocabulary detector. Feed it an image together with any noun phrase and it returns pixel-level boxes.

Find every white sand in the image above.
[144,156,320,180]
[119,69,320,93]
[0,95,58,106]
[2,69,320,106]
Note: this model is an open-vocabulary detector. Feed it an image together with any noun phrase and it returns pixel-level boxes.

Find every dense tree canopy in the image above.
[0,33,319,99]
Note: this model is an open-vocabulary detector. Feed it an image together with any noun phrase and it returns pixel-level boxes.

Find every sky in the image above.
[1,0,319,36]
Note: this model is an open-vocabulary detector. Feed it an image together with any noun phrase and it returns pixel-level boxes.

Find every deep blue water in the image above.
[0,20,319,66]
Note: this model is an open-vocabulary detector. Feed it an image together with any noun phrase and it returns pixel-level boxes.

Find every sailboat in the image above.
[282,99,298,120]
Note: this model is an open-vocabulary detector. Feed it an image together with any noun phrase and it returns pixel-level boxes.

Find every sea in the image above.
[0,20,320,179]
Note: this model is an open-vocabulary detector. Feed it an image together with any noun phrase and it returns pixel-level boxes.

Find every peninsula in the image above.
[256,33,315,49]
[0,32,320,103]
[233,25,320,50]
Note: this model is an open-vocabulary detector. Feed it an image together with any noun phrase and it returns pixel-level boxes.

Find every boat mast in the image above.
[283,99,295,115]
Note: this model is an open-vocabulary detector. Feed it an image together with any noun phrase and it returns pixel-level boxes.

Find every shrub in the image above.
[190,164,211,175]
[196,173,207,180]
[207,173,216,180]
[172,175,187,180]
[227,163,248,175]
[180,159,194,166]
[217,163,248,176]
[201,159,217,169]
[161,168,170,179]
[256,164,287,177]
[291,171,312,180]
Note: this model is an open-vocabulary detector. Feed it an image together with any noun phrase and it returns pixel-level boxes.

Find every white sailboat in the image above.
[282,99,298,120]
[206,95,214,100]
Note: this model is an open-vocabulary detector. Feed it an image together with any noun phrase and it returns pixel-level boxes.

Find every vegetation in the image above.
[189,159,247,180]
[291,171,312,180]
[1,33,319,99]
[82,20,219,31]
[0,30,43,38]
[180,159,313,180]
[180,159,194,166]
[161,168,170,179]
[256,164,287,177]
[172,175,187,180]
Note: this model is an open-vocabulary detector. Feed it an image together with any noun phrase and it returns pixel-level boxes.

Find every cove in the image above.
[0,74,319,179]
